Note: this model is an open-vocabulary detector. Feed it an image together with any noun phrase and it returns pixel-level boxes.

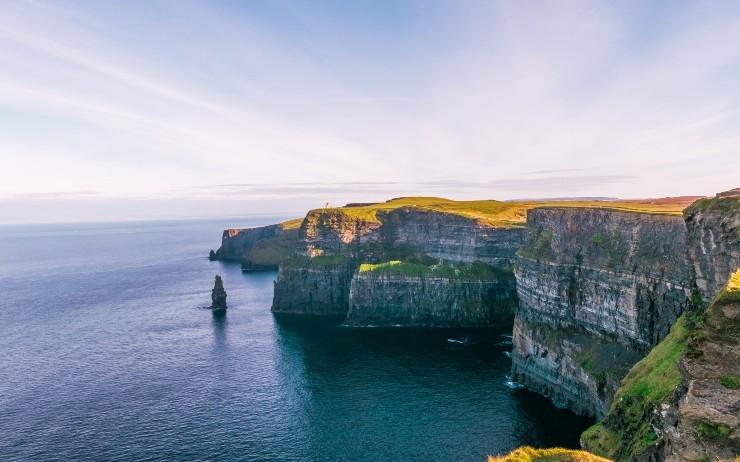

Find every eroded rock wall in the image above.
[511,316,642,419]
[511,207,691,417]
[684,189,740,303]
[299,207,525,270]
[345,270,516,327]
[273,206,524,321]
[213,223,300,270]
[270,256,355,316]
[582,191,740,462]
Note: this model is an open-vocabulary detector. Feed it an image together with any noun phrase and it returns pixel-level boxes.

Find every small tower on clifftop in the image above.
[211,275,227,312]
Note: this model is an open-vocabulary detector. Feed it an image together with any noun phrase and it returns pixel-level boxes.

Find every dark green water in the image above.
[0,219,592,461]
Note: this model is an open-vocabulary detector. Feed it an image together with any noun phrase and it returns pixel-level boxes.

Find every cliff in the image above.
[582,270,740,461]
[299,203,526,271]
[581,192,740,461]
[344,261,516,327]
[272,198,530,323]
[684,189,740,303]
[511,207,691,418]
[271,255,356,316]
[211,218,301,270]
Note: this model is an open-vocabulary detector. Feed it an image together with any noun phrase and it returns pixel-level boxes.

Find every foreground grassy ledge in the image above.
[487,446,610,462]
[582,269,740,461]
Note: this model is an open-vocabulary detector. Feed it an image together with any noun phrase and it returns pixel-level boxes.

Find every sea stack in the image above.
[211,275,227,312]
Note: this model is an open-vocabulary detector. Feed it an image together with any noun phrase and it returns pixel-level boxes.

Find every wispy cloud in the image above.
[0,1,738,222]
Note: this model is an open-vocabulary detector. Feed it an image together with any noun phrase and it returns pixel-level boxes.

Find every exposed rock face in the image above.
[582,271,740,462]
[684,190,740,303]
[271,256,356,316]
[511,317,642,419]
[345,267,517,327]
[212,221,300,270]
[299,207,525,271]
[374,208,524,271]
[299,209,381,259]
[581,192,740,462]
[211,275,227,310]
[511,207,691,417]
[273,207,524,323]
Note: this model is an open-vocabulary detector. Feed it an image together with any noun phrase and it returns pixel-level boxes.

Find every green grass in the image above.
[358,260,503,280]
[720,374,740,390]
[305,196,693,229]
[279,217,304,230]
[584,269,740,461]
[693,419,731,440]
[282,255,351,268]
[245,227,300,267]
[684,194,740,216]
[582,315,690,460]
[518,229,554,259]
[487,446,610,462]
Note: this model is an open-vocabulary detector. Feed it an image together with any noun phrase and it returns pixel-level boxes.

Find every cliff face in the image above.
[511,208,691,418]
[273,206,523,324]
[300,209,381,259]
[684,190,740,303]
[511,316,642,419]
[582,272,740,462]
[345,262,517,327]
[271,256,355,316]
[212,219,301,270]
[299,207,525,270]
[374,208,524,271]
[582,193,740,462]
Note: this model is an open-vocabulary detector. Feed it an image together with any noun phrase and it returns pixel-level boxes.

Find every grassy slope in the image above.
[582,269,740,460]
[309,196,695,228]
[240,218,303,267]
[358,260,502,279]
[279,217,304,230]
[487,446,610,462]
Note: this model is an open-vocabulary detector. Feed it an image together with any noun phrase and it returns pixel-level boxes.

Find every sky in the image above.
[0,0,739,223]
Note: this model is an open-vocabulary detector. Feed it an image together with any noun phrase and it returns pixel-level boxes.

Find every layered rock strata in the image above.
[684,189,740,303]
[299,207,525,271]
[582,192,740,461]
[273,206,524,325]
[511,208,691,418]
[344,262,517,327]
[271,256,356,316]
[211,220,300,270]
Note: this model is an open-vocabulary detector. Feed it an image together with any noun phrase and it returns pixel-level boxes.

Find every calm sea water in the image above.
[0,219,592,462]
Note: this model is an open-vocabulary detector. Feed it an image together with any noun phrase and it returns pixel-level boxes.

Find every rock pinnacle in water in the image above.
[211,275,227,311]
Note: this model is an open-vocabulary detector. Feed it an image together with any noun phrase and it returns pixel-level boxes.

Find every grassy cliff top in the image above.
[684,191,740,215]
[358,260,502,279]
[279,218,304,230]
[487,446,609,462]
[305,196,697,228]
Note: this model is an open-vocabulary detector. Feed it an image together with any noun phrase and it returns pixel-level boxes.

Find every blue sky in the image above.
[1,0,739,223]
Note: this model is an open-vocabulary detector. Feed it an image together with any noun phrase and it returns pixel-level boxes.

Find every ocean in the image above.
[0,218,592,461]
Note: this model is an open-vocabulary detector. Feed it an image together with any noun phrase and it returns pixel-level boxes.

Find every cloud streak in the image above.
[0,1,738,222]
